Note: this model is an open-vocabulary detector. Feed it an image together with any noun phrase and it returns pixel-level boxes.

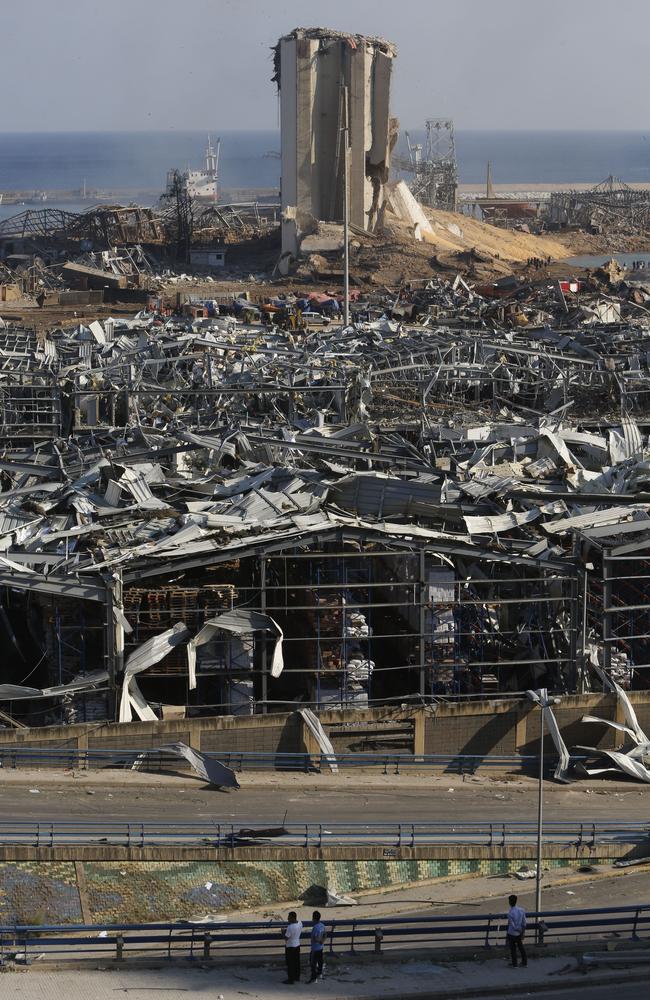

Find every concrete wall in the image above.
[279,36,299,258]
[0,283,21,301]
[278,30,396,256]
[1,693,648,768]
[0,712,304,763]
[0,856,610,925]
[422,695,624,758]
[57,290,104,305]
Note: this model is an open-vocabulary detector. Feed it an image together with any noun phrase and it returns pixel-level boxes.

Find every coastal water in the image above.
[0,129,648,222]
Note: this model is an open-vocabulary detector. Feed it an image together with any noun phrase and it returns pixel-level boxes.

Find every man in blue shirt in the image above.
[507,894,528,967]
[307,910,327,983]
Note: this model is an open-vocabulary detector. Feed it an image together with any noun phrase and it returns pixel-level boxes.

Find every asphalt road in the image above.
[396,870,650,918]
[481,984,648,1000]
[1,776,647,826]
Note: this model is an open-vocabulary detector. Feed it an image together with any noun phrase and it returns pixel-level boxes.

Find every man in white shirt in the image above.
[506,894,527,967]
[283,911,303,984]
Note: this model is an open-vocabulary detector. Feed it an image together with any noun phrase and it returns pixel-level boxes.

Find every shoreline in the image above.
[458,181,650,198]
[2,181,650,207]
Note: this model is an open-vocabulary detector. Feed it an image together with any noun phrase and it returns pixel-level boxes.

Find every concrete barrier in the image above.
[0,692,648,768]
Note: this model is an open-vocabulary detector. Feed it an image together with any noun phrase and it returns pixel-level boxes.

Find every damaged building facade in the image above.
[0,25,650,783]
[1,283,650,732]
[275,27,397,262]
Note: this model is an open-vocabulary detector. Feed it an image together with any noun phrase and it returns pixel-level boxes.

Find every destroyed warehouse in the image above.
[0,293,648,728]
[0,27,649,737]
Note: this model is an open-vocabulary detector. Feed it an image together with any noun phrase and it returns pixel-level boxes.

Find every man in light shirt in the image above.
[506,894,527,967]
[282,911,303,984]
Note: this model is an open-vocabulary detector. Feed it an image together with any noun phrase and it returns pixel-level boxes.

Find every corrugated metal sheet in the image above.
[329,473,462,519]
[543,504,650,535]
[464,509,540,534]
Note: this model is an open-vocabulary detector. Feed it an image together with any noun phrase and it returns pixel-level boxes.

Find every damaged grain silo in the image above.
[273,27,398,264]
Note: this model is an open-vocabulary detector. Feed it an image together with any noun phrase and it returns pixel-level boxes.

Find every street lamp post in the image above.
[526,688,561,945]
[535,700,544,927]
[341,86,350,329]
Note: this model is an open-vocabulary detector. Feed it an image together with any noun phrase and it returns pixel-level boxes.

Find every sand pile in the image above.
[379,184,568,263]
[424,207,569,261]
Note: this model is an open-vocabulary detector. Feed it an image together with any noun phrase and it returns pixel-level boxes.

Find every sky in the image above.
[2,0,649,132]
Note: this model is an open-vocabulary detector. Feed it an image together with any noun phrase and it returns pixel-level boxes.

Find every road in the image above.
[382,869,650,920]
[1,771,647,826]
[487,986,646,1000]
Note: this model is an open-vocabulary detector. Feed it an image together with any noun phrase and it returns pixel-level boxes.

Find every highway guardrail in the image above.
[1,905,649,965]
[0,746,576,774]
[0,819,646,848]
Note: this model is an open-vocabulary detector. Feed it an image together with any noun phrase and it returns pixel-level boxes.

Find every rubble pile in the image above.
[0,265,648,769]
[0,202,279,306]
[548,176,650,237]
[296,205,570,286]
[392,199,568,261]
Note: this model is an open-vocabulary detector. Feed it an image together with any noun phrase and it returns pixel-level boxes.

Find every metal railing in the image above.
[0,746,573,774]
[0,819,646,848]
[1,905,649,966]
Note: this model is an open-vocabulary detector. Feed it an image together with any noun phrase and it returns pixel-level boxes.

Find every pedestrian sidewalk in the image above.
[2,953,649,1000]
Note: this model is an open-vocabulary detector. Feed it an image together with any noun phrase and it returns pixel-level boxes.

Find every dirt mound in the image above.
[381,206,569,263]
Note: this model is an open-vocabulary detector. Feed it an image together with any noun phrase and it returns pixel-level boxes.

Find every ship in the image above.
[166,136,221,204]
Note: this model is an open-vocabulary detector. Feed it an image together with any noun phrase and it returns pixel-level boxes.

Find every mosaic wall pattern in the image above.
[0,857,592,925]
[0,862,81,924]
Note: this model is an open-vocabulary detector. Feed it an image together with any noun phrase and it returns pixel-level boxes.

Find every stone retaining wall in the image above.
[0,857,609,925]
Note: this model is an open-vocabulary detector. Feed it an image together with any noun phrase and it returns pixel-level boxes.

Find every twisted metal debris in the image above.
[0,269,648,748]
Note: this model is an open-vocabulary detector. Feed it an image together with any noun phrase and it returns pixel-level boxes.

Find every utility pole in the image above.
[486,160,494,199]
[526,687,561,945]
[535,701,544,929]
[342,85,350,328]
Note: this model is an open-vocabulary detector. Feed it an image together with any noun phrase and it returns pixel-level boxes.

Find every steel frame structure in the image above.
[394,118,458,211]
[548,175,650,233]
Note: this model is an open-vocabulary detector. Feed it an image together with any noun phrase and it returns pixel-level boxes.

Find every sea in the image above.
[0,129,649,222]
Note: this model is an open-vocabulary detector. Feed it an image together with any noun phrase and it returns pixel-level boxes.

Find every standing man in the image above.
[308,910,327,983]
[282,911,303,984]
[506,894,527,968]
